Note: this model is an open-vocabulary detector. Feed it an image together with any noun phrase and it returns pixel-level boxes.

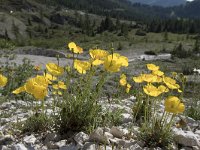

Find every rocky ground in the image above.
[0,95,200,150]
[0,48,200,150]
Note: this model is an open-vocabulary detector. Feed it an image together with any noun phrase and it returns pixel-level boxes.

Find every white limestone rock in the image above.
[74,132,89,146]
[44,132,61,144]
[173,128,200,147]
[129,143,143,150]
[11,143,27,150]
[89,127,109,144]
[110,126,125,138]
[121,113,132,123]
[23,135,36,145]
[82,142,96,150]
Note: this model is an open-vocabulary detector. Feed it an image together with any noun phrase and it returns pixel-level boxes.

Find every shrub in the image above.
[171,43,192,58]
[22,113,53,133]
[12,42,129,134]
[135,29,146,36]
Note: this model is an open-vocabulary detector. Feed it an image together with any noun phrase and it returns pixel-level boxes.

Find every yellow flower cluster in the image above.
[68,42,129,74]
[12,42,128,100]
[13,62,66,100]
[133,63,185,114]
[133,63,182,97]
[119,74,131,93]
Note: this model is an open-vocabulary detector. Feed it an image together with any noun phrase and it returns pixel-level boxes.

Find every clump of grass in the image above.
[22,113,53,133]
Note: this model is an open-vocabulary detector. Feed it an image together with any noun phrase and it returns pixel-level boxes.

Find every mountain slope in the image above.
[129,0,187,7]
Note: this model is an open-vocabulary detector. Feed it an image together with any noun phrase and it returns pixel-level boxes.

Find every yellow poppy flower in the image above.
[88,49,107,65]
[89,49,109,60]
[152,70,164,76]
[53,81,67,90]
[74,59,91,74]
[143,84,162,97]
[120,74,127,86]
[164,96,185,114]
[46,63,64,76]
[0,74,8,87]
[156,76,163,83]
[32,85,48,100]
[53,91,62,96]
[133,75,144,83]
[104,53,128,73]
[119,56,129,67]
[91,59,104,66]
[158,85,169,93]
[25,76,48,100]
[147,64,159,71]
[142,74,158,83]
[68,42,83,54]
[44,73,57,84]
[126,83,131,93]
[163,76,180,89]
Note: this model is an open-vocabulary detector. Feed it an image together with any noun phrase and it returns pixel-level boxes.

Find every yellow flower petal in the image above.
[12,86,25,94]
[143,84,162,97]
[133,75,143,83]
[0,74,7,87]
[147,64,159,71]
[74,59,91,74]
[46,63,64,76]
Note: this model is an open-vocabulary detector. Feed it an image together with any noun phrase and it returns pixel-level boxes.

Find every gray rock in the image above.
[132,126,140,135]
[110,126,124,138]
[46,141,59,149]
[0,135,14,145]
[127,96,136,102]
[74,132,89,146]
[135,141,145,147]
[1,145,10,150]
[1,102,12,109]
[173,128,200,147]
[100,145,112,150]
[82,142,96,150]
[104,132,113,139]
[103,127,110,133]
[59,143,78,150]
[44,132,61,144]
[23,135,36,145]
[180,147,193,150]
[0,118,11,124]
[55,140,67,148]
[129,143,143,150]
[89,127,109,144]
[195,130,200,136]
[193,146,200,150]
[110,138,136,148]
[121,113,132,123]
[124,139,137,148]
[11,143,27,150]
